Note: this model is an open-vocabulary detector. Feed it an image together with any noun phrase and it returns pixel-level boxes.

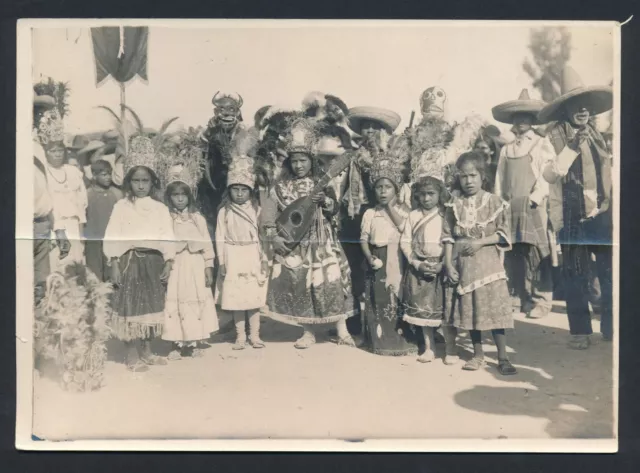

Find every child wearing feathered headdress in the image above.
[103,134,176,372]
[215,129,268,350]
[161,140,219,359]
[360,136,419,356]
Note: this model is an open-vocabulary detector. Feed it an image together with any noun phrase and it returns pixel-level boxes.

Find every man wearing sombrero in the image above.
[539,66,613,349]
[492,89,556,320]
[343,106,402,336]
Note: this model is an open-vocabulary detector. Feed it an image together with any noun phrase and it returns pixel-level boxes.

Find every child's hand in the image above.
[386,194,398,209]
[445,264,459,284]
[54,230,71,259]
[160,260,173,283]
[458,239,482,256]
[205,267,214,287]
[272,235,289,255]
[418,262,437,277]
[311,191,327,205]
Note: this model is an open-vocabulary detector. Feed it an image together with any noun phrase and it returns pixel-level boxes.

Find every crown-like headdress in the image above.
[369,135,409,188]
[227,129,259,188]
[284,118,319,155]
[37,109,65,146]
[124,135,158,176]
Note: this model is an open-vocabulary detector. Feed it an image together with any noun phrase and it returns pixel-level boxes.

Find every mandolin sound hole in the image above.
[290,211,303,226]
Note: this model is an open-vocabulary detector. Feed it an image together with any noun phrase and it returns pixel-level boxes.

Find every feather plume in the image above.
[443,113,490,165]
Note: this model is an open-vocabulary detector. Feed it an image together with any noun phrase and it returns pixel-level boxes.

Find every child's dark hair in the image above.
[91,159,113,177]
[165,181,197,214]
[411,176,449,211]
[456,151,487,180]
[122,165,162,202]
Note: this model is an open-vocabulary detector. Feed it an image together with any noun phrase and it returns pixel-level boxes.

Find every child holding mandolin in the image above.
[260,119,356,349]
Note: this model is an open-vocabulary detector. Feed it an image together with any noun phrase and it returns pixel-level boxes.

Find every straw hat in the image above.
[537,66,613,124]
[77,140,105,156]
[491,89,546,125]
[348,107,401,135]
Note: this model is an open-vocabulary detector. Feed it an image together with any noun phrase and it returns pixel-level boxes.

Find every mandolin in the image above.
[276,151,353,250]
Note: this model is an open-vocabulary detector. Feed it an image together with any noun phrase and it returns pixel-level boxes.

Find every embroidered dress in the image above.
[442,191,513,331]
[264,177,355,325]
[360,206,418,355]
[46,163,88,269]
[215,201,268,311]
[400,208,445,327]
[103,197,176,340]
[162,211,218,343]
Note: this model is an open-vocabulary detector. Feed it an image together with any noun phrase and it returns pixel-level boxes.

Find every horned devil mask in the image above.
[420,86,446,120]
[212,92,244,131]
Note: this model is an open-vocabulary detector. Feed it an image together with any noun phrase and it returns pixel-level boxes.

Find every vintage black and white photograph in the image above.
[16,20,619,451]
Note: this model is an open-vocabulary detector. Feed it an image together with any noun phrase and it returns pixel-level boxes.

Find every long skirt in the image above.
[265,222,355,325]
[111,249,166,341]
[362,245,418,356]
[163,249,219,343]
[401,257,444,328]
[445,280,513,331]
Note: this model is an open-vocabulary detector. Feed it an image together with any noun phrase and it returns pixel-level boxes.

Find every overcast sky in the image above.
[31,22,615,137]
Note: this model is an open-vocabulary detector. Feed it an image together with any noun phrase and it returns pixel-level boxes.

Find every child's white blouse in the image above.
[103,197,176,261]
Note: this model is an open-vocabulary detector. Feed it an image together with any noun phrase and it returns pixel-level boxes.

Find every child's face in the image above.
[45,144,66,168]
[130,168,153,198]
[289,153,312,178]
[170,187,190,211]
[512,113,534,134]
[416,185,439,211]
[95,170,112,189]
[229,184,251,205]
[458,162,483,197]
[474,140,493,160]
[374,178,396,206]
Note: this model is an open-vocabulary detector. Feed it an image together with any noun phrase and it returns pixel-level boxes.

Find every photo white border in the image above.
[15,18,621,452]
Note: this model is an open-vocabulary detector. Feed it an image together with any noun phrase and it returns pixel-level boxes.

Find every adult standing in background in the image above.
[539,66,613,349]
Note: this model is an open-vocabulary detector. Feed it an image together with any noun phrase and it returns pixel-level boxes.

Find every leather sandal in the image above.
[497,359,517,376]
[462,357,486,371]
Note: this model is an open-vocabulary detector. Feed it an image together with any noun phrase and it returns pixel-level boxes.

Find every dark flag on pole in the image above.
[91,26,149,86]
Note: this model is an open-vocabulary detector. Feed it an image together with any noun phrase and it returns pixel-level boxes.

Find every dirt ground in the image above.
[32,303,614,441]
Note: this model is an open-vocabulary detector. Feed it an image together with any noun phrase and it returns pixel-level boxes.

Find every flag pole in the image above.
[120,82,128,155]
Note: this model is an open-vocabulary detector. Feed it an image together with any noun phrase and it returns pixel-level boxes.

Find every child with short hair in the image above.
[401,176,453,363]
[442,151,516,375]
[85,159,123,281]
[215,131,268,350]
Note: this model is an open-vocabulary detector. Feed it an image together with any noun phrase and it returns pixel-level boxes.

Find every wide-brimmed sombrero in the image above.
[538,66,613,124]
[77,140,105,155]
[348,107,401,135]
[492,89,546,125]
[33,92,56,109]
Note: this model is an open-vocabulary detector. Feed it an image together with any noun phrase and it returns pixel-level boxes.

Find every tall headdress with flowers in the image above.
[37,109,66,147]
[369,133,410,189]
[157,128,207,195]
[227,128,259,189]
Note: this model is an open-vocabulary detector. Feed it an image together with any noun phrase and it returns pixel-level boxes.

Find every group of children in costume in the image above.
[34,64,613,375]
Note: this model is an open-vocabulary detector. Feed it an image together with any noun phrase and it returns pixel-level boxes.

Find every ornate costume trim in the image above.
[456,271,507,296]
[263,308,357,326]
[445,194,509,230]
[403,313,444,327]
[109,312,164,341]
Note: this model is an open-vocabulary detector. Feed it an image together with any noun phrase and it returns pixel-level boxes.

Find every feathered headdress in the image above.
[158,127,206,194]
[369,134,409,189]
[227,128,259,189]
[37,109,65,146]
[98,104,179,178]
[302,91,358,148]
[284,118,320,155]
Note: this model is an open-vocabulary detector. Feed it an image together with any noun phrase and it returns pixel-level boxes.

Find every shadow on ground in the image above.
[452,317,614,438]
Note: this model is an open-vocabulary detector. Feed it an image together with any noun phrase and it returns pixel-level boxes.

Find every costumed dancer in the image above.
[442,151,516,375]
[261,118,356,349]
[492,89,555,319]
[32,91,70,303]
[400,165,453,363]
[103,134,176,372]
[215,129,269,350]
[360,135,418,356]
[539,66,613,348]
[344,106,404,335]
[161,140,219,359]
[198,92,246,231]
[37,108,88,271]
